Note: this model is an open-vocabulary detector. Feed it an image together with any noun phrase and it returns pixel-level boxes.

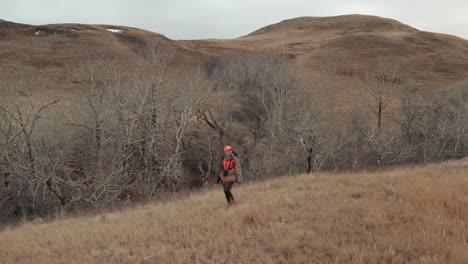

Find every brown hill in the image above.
[180,15,468,87]
[0,19,174,91]
[1,15,467,91]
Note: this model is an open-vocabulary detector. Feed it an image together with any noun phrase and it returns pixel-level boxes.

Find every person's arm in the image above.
[234,156,242,183]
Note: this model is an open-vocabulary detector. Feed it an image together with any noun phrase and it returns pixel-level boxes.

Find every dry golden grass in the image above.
[1,159,467,263]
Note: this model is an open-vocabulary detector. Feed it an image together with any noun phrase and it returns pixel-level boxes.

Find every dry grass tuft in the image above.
[98,215,108,224]
[239,207,258,226]
[346,186,368,199]
[274,239,300,258]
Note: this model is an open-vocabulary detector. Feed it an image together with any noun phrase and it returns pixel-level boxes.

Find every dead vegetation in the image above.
[1,41,468,226]
[0,15,467,247]
[0,160,467,263]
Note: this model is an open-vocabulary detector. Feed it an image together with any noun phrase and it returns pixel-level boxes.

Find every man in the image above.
[217,145,242,205]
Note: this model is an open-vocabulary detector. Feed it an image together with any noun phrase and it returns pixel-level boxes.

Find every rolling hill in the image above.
[1,14,468,93]
[1,17,467,263]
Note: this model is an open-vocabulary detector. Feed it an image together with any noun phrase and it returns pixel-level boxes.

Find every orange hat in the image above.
[224,145,232,151]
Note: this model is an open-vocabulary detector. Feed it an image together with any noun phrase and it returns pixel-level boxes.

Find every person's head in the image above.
[224,145,233,156]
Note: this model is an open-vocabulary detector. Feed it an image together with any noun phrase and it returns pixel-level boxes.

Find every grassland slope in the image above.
[1,158,467,263]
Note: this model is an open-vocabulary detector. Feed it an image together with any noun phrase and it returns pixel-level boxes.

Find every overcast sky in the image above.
[1,0,467,40]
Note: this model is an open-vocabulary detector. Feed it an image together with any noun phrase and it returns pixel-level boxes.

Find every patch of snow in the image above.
[70,29,77,32]
[107,29,123,33]
[35,31,41,35]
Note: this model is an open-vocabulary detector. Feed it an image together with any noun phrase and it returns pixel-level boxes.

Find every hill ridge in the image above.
[245,14,419,38]
[1,15,467,88]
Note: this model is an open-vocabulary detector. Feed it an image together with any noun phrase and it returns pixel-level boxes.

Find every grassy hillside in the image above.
[1,159,467,263]
[2,14,468,93]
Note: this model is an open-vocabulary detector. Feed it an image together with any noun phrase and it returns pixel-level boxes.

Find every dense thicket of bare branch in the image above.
[1,49,467,225]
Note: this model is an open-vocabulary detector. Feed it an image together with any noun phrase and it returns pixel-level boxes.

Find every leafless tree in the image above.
[416,80,468,162]
[0,66,63,221]
[347,63,402,164]
[447,78,468,158]
[349,63,401,129]
[393,85,425,146]
[160,67,211,192]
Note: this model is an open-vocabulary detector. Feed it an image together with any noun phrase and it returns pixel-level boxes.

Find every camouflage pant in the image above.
[222,181,235,204]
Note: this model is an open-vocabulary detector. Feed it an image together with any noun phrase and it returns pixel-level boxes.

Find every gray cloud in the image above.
[0,0,467,40]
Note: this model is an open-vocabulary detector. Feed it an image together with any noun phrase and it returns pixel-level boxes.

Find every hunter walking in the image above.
[218,145,242,205]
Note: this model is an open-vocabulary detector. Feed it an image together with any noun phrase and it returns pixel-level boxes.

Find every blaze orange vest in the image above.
[222,158,237,173]
[221,157,237,182]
